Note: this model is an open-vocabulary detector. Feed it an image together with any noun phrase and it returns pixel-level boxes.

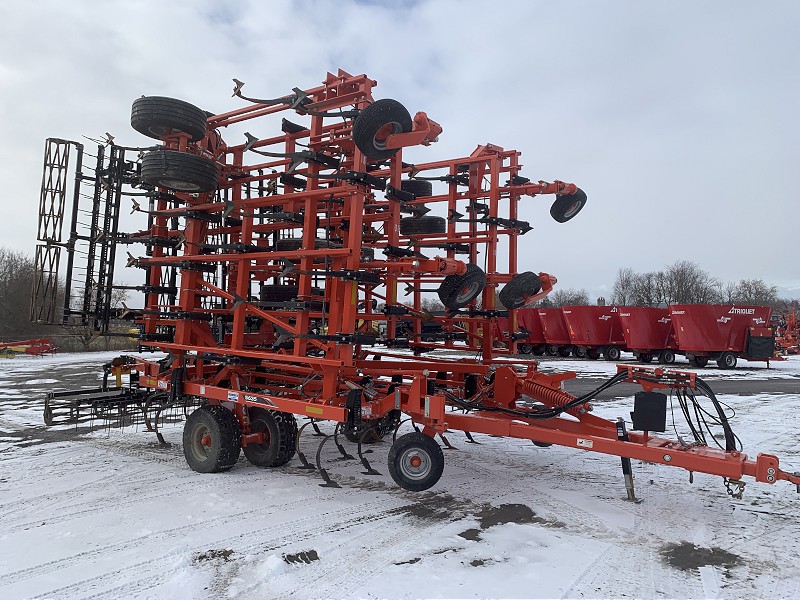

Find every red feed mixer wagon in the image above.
[670,304,775,369]
[618,306,678,365]
[561,305,627,361]
[29,70,799,498]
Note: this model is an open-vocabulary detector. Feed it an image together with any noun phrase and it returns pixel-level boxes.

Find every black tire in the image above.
[388,431,444,492]
[400,215,446,235]
[437,263,486,310]
[716,352,737,369]
[658,350,676,364]
[532,345,546,356]
[183,405,242,473]
[558,346,573,358]
[243,408,297,467]
[532,441,553,448]
[499,272,543,309]
[353,99,413,160]
[140,149,218,192]
[604,346,622,361]
[260,285,323,303]
[546,345,560,356]
[573,346,588,358]
[587,348,601,360]
[131,96,208,142]
[638,352,654,363]
[518,343,533,355]
[400,179,433,198]
[688,355,709,368]
[550,188,587,223]
[343,409,401,444]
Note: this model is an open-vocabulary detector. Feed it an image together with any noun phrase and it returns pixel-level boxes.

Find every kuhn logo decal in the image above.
[658,317,671,324]
[729,307,755,315]
[753,317,765,325]
[717,316,731,324]
[599,315,611,321]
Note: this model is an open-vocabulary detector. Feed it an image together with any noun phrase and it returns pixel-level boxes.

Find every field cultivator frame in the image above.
[34,69,799,497]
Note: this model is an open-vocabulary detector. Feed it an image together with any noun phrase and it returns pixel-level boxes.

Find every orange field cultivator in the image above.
[32,70,799,498]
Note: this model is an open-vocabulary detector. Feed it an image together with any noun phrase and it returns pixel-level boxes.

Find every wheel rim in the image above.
[190,423,212,462]
[563,200,583,219]
[455,281,481,304]
[158,178,201,192]
[398,446,433,482]
[372,121,402,152]
[252,418,271,450]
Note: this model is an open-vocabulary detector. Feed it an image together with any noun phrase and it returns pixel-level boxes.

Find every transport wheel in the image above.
[518,343,533,354]
[604,346,621,361]
[352,99,413,161]
[573,346,588,358]
[400,179,433,197]
[546,345,560,356]
[716,352,737,369]
[344,409,401,444]
[499,272,543,309]
[437,263,486,310]
[658,349,676,364]
[532,345,546,356]
[550,188,587,223]
[558,346,572,358]
[688,355,709,368]
[243,408,297,467]
[638,352,654,363]
[183,405,242,473]
[388,431,445,492]
[131,96,208,142]
[586,348,601,360]
[140,149,219,192]
[400,215,446,235]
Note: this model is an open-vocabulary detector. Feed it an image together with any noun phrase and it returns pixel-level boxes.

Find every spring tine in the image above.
[357,426,382,475]
[439,433,456,450]
[314,434,341,488]
[464,430,480,444]
[333,422,355,460]
[294,421,317,470]
[311,419,325,436]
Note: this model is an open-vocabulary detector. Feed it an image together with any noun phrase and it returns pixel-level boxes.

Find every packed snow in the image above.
[1,351,799,599]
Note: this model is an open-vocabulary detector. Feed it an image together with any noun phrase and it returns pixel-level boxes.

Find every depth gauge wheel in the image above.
[131,96,208,142]
[183,405,242,473]
[400,215,446,235]
[352,99,413,161]
[140,149,219,192]
[550,188,587,223]
[437,263,486,310]
[388,431,445,492]
[243,408,297,467]
[499,272,543,309]
[400,179,433,197]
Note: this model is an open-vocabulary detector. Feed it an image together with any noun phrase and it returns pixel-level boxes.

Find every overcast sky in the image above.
[1,0,798,301]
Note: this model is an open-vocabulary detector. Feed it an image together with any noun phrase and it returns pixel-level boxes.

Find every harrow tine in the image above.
[314,434,342,489]
[332,423,355,460]
[464,430,480,444]
[357,426,382,475]
[294,421,317,470]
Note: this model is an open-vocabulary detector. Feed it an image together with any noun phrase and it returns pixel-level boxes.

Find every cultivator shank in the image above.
[33,70,798,497]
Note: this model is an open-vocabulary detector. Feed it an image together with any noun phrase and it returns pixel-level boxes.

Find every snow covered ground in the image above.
[1,351,799,599]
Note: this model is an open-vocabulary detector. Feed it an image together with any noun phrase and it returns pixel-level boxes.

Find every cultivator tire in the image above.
[499,272,543,309]
[400,215,446,235]
[550,187,587,223]
[243,408,298,467]
[716,352,737,369]
[352,99,413,160]
[183,405,242,473]
[343,409,402,444]
[131,96,208,142]
[658,349,676,364]
[388,431,444,492]
[400,179,433,197]
[140,149,219,192]
[604,346,622,361]
[437,263,486,310]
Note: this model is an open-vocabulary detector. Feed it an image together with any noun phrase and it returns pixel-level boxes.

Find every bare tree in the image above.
[631,272,665,307]
[729,278,778,306]
[611,267,637,305]
[663,260,721,304]
[549,288,590,307]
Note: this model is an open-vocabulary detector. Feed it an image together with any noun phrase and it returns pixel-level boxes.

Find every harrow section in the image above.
[33,70,799,498]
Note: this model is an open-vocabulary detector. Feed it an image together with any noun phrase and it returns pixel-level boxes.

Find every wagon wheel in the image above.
[499,272,543,309]
[518,343,533,354]
[243,407,298,467]
[558,346,573,358]
[658,349,676,364]
[586,348,601,360]
[550,188,587,223]
[352,99,413,161]
[532,345,546,356]
[546,345,560,356]
[604,346,622,361]
[437,263,486,310]
[182,405,241,473]
[388,431,445,491]
[638,352,654,363]
[573,346,588,358]
[716,352,737,369]
[688,355,709,368]
[131,96,208,142]
[140,149,219,192]
[400,215,446,235]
